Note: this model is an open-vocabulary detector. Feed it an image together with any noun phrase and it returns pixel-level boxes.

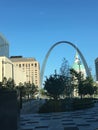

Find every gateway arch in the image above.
[40,41,91,88]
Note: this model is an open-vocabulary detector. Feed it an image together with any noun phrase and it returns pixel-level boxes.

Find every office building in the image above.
[0,33,9,58]
[0,56,26,85]
[95,58,98,81]
[0,33,40,87]
[10,56,40,87]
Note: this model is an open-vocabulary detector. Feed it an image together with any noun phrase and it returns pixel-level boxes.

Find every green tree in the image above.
[44,71,66,100]
[70,69,83,98]
[82,77,95,96]
[59,58,70,77]
[30,83,38,98]
[24,82,38,99]
[70,68,85,98]
[40,88,46,96]
[17,82,26,98]
[2,77,15,90]
[6,78,15,89]
[2,77,7,88]
[44,58,73,99]
[70,69,95,98]
[59,58,73,97]
[24,82,32,99]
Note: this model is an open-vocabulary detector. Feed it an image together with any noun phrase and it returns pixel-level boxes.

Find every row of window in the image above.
[16,63,38,68]
[15,63,39,85]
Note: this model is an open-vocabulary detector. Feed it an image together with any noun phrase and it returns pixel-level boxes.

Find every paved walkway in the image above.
[18,103,98,130]
[20,99,45,114]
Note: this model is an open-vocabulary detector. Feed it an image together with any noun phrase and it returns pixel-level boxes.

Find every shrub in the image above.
[72,98,94,110]
[39,98,94,113]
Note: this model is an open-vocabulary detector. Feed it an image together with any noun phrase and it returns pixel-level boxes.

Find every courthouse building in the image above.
[72,51,86,97]
[72,51,86,77]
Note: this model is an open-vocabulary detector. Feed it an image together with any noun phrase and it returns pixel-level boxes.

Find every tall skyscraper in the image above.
[0,33,9,58]
[10,56,40,87]
[95,58,98,81]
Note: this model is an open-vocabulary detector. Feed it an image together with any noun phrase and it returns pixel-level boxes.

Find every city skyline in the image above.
[0,0,98,80]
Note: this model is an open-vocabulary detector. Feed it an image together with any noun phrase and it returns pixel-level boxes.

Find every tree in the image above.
[59,58,70,77]
[24,82,38,99]
[43,58,74,99]
[70,68,85,98]
[16,82,26,98]
[82,77,95,96]
[44,71,66,100]
[70,68,95,98]
[59,58,73,97]
[6,78,15,89]
[30,83,38,98]
[40,88,46,96]
[2,77,15,90]
[2,77,7,88]
[70,69,81,97]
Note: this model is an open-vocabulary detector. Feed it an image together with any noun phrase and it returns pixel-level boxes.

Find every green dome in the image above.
[72,51,86,76]
[72,62,85,72]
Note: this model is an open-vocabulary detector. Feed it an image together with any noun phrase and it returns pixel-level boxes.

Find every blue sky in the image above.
[0,0,98,80]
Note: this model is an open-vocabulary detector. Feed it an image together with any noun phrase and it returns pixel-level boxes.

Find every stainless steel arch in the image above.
[40,41,91,88]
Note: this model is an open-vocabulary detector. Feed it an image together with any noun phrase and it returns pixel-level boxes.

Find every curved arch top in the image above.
[40,41,91,88]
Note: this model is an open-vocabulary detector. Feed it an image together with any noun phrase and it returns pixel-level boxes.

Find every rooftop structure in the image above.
[10,56,36,62]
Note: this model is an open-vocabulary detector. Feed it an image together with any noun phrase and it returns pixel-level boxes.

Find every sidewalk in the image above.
[18,103,98,130]
[20,99,45,114]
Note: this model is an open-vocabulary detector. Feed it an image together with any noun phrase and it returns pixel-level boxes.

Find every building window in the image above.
[19,64,21,67]
[35,80,37,84]
[35,63,37,67]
